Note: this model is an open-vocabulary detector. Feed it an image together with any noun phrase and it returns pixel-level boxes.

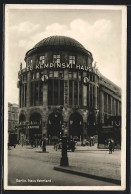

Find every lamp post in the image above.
[60,136,69,166]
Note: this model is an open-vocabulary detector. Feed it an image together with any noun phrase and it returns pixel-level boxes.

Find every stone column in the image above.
[64,70,69,106]
[107,94,108,117]
[94,85,97,109]
[89,84,90,107]
[100,91,104,124]
[42,70,48,136]
[24,84,26,107]
[27,72,31,107]
[111,96,112,115]
[83,85,87,106]
[43,83,48,106]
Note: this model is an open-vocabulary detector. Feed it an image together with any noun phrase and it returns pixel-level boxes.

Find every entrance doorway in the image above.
[87,115,96,136]
[69,112,83,141]
[47,112,63,144]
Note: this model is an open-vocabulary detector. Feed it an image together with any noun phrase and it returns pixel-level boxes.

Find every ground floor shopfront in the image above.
[17,106,99,145]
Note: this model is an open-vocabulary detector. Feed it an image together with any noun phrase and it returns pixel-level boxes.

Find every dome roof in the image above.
[34,36,86,50]
[25,35,92,58]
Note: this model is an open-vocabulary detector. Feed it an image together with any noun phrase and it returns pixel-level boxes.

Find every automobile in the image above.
[8,133,18,148]
[67,139,76,152]
[83,139,90,146]
[58,138,76,152]
[73,136,79,142]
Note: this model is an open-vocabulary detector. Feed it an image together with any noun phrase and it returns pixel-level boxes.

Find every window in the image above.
[31,72,35,79]
[40,56,45,64]
[8,113,11,120]
[13,114,15,120]
[16,114,18,120]
[69,81,73,105]
[69,56,75,64]
[34,82,39,106]
[54,80,58,105]
[49,71,53,78]
[74,81,78,105]
[108,95,111,114]
[39,82,43,105]
[59,71,64,78]
[20,84,27,107]
[73,72,77,79]
[78,72,81,81]
[48,80,64,105]
[36,72,40,79]
[79,82,82,105]
[31,81,43,106]
[23,74,27,82]
[27,58,31,66]
[53,55,60,64]
[104,93,107,112]
[54,71,59,78]
[97,87,99,109]
[119,102,121,115]
[116,100,118,116]
[90,84,93,108]
[69,71,73,79]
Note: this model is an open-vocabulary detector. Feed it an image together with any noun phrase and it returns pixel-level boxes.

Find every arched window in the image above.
[30,112,42,124]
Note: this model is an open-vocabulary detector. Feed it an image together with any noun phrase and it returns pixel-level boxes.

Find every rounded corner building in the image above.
[17,35,121,146]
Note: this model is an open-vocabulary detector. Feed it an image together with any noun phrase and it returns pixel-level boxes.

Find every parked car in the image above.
[58,138,76,152]
[67,139,76,152]
[83,139,90,146]
[8,133,18,148]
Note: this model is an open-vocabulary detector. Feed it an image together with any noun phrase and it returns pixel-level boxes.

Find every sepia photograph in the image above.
[4,4,127,190]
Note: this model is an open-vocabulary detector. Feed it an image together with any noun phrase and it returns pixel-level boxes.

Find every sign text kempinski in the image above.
[26,63,94,72]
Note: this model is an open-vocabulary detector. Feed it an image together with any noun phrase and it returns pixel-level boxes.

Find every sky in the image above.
[5,5,125,104]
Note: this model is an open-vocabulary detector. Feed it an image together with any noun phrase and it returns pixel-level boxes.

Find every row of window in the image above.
[21,71,97,82]
[8,106,18,113]
[104,92,121,115]
[8,121,18,131]
[19,81,99,108]
[27,55,76,65]
[8,113,19,120]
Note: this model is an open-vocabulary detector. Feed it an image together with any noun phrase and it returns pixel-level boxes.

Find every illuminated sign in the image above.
[26,63,93,72]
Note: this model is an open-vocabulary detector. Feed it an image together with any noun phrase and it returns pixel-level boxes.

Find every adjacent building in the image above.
[8,103,19,132]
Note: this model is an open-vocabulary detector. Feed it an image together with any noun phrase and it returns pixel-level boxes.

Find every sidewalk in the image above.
[55,144,121,185]
[8,144,121,185]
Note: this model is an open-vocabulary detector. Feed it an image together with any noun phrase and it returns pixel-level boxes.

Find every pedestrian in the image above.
[21,135,24,147]
[54,140,58,151]
[90,138,91,147]
[109,140,113,154]
[42,134,46,152]
[112,139,115,152]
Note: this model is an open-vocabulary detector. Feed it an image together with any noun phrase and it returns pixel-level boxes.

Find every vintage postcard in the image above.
[4,4,127,190]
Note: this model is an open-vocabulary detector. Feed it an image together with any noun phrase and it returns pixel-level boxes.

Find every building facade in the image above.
[8,103,19,132]
[17,36,121,144]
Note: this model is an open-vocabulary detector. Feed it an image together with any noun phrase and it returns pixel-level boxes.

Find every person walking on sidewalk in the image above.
[42,134,46,152]
[109,139,113,154]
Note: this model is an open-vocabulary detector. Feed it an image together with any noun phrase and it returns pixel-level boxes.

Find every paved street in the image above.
[8,144,121,186]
